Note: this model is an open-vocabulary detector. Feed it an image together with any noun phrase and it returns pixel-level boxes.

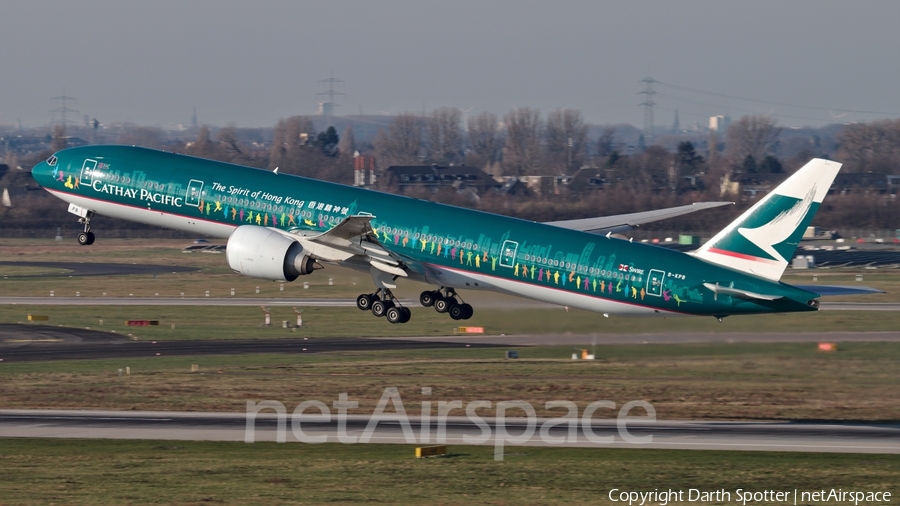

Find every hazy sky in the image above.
[4,0,900,129]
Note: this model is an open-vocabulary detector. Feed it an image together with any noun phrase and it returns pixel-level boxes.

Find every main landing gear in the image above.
[420,287,473,320]
[77,211,95,246]
[356,288,411,324]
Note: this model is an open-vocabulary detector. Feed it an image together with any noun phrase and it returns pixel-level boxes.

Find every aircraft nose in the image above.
[31,154,58,186]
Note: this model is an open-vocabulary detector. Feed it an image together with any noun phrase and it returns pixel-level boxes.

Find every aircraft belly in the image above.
[48,189,235,238]
[429,265,678,317]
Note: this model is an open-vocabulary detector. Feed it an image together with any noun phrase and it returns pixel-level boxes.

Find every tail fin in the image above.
[691,158,841,281]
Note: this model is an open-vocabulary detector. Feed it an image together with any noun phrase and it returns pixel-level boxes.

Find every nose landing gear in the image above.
[77,213,95,246]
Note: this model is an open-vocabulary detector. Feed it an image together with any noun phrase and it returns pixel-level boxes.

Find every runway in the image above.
[0,329,497,362]
[0,261,197,278]
[1,409,898,454]
[1,296,897,311]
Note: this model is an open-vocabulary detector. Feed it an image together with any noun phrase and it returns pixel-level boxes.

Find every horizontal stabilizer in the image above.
[794,285,884,297]
[702,282,783,301]
[546,202,733,234]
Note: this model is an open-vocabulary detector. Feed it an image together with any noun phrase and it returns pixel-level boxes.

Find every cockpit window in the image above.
[47,156,58,166]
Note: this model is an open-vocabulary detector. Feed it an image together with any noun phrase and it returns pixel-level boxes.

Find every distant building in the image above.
[353,154,377,187]
[709,115,731,132]
[381,165,500,194]
[831,173,900,195]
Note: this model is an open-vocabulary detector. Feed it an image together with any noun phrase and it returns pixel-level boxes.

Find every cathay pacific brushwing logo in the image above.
[737,185,816,264]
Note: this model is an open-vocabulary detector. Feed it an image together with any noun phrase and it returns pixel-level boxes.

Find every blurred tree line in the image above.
[2,110,899,234]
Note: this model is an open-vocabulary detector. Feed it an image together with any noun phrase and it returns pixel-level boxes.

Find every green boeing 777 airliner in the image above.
[31,146,876,324]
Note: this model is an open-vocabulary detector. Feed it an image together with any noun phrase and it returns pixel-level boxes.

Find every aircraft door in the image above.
[185,179,204,207]
[646,269,665,297]
[80,159,98,184]
[500,240,518,268]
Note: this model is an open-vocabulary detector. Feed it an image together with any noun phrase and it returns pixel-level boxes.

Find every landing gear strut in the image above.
[77,212,95,246]
[420,287,473,320]
[356,288,411,324]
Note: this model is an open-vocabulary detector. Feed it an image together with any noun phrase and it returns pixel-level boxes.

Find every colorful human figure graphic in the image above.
[443,246,450,258]
[420,239,427,251]
[450,248,457,260]
[475,255,480,268]
[460,250,465,264]
[615,280,622,293]
[215,201,222,212]
[263,214,269,226]
[607,282,613,294]
[466,251,473,265]
[430,242,436,255]
[239,209,245,221]
[569,271,575,283]
[247,211,255,223]
[56,171,65,182]
[205,203,211,214]
[288,214,296,226]
[538,268,544,281]
[553,271,560,284]
[73,177,80,189]
[232,208,238,220]
[255,214,262,225]
[663,289,672,301]
[483,251,489,263]
[531,266,536,279]
[491,257,497,270]
[673,294,684,306]
[304,218,315,227]
[600,280,605,292]
[437,243,443,257]
[513,264,519,276]
[272,214,277,226]
[584,277,590,290]
[631,286,638,299]
[280,213,286,226]
[592,279,597,291]
[576,276,581,288]
[223,205,229,218]
[640,288,646,300]
[64,176,74,189]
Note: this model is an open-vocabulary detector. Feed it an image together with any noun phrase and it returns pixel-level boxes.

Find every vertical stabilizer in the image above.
[691,158,841,281]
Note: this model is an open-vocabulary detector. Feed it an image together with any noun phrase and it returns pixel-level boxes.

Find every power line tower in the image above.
[639,77,657,142]
[50,92,78,127]
[317,75,346,121]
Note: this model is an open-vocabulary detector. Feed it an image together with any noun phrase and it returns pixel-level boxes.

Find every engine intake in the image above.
[226,225,319,281]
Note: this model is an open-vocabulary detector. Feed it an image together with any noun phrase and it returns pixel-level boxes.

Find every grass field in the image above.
[0,438,897,505]
[6,304,900,341]
[2,343,899,420]
[1,238,899,302]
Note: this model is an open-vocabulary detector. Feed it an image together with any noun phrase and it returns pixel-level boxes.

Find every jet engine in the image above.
[226,225,319,281]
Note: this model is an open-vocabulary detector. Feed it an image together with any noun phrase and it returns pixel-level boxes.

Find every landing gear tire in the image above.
[448,303,466,320]
[386,306,403,324]
[419,290,439,307]
[434,297,454,313]
[77,232,95,246]
[399,307,411,323]
[371,299,394,318]
[460,303,474,320]
[356,294,374,311]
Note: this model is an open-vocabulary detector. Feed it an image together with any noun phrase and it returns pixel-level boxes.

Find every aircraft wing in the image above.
[285,214,410,278]
[544,202,733,235]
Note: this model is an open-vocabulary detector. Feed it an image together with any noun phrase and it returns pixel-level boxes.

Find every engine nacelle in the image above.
[226,225,318,281]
